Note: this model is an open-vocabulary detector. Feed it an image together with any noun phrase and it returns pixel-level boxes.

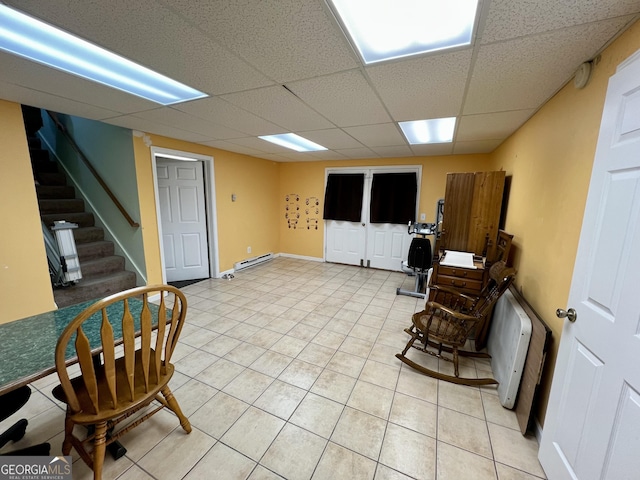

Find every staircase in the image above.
[24,106,137,308]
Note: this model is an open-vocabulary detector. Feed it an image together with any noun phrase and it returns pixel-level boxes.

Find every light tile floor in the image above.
[0,257,547,480]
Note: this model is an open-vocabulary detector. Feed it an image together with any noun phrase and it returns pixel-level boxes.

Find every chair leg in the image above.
[453,347,459,378]
[92,422,108,480]
[61,412,74,456]
[161,386,192,433]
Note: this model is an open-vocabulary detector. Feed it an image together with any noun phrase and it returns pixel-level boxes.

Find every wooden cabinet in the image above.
[439,171,506,257]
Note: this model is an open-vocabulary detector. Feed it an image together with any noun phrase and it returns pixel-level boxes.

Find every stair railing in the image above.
[46,111,140,228]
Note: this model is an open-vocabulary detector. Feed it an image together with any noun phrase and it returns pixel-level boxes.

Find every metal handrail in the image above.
[46,111,140,228]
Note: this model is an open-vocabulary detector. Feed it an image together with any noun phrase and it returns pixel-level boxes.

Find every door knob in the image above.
[556,308,577,323]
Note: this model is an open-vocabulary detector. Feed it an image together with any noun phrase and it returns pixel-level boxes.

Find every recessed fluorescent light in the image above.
[0,5,207,105]
[328,0,479,64]
[399,118,456,144]
[259,134,327,152]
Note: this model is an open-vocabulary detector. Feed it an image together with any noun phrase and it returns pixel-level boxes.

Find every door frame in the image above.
[150,146,220,282]
[323,165,422,265]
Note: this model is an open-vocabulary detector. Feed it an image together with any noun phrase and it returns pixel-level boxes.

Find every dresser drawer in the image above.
[436,275,483,293]
[437,265,484,280]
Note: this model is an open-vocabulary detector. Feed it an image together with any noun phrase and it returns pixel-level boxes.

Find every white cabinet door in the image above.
[539,50,640,480]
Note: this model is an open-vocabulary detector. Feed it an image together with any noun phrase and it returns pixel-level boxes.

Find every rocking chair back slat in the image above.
[154,298,166,379]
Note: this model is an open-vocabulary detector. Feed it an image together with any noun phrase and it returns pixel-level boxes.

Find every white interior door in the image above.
[324,168,419,271]
[157,158,210,282]
[539,50,640,480]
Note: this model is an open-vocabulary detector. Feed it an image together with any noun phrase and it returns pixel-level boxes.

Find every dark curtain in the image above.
[323,173,365,222]
[370,172,417,224]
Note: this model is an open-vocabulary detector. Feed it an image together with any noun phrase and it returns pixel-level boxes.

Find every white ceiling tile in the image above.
[453,139,504,155]
[464,18,633,114]
[409,143,454,156]
[287,70,391,127]
[342,124,406,147]
[163,0,359,82]
[0,81,121,121]
[105,116,212,143]
[196,140,267,157]
[297,129,364,150]
[334,147,379,159]
[132,108,246,140]
[369,146,414,157]
[174,98,286,136]
[225,136,293,154]
[456,110,535,141]
[366,50,473,120]
[482,0,640,44]
[222,86,334,131]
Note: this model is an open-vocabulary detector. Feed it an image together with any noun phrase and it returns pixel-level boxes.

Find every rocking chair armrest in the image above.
[429,285,478,303]
[425,301,476,322]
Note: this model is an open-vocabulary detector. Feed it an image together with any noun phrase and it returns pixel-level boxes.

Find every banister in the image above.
[46,111,140,228]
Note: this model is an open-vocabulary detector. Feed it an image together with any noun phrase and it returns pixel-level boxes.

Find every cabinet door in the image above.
[467,171,505,255]
[441,173,474,251]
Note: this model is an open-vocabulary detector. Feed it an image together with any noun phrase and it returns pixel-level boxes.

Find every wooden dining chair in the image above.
[52,285,191,480]
[396,261,516,386]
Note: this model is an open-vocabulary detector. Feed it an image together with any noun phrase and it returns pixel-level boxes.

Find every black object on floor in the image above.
[168,278,207,289]
[0,386,51,456]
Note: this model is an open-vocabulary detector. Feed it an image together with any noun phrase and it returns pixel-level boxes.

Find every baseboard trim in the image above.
[277,253,324,262]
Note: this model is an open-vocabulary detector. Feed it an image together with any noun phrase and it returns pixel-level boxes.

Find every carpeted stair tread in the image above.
[36,185,75,199]
[53,271,137,308]
[36,172,67,186]
[41,212,94,228]
[76,241,114,261]
[80,255,125,278]
[38,198,85,214]
[73,227,104,244]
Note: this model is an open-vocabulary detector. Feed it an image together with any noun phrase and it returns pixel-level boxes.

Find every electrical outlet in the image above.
[420,213,426,221]
[247,246,252,254]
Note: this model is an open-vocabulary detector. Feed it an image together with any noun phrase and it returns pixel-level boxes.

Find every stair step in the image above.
[81,255,125,278]
[53,271,137,308]
[30,148,52,164]
[36,172,66,186]
[73,227,104,244]
[38,198,85,214]
[41,212,94,228]
[36,185,75,200]
[77,241,114,261]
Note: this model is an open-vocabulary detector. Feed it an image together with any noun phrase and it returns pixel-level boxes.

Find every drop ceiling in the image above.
[1,0,638,162]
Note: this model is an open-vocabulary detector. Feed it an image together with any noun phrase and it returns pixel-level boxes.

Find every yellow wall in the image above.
[489,20,640,424]
[279,155,492,258]
[0,100,55,322]
[132,134,280,274]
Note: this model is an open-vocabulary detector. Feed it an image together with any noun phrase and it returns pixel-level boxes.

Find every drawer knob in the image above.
[451,280,466,287]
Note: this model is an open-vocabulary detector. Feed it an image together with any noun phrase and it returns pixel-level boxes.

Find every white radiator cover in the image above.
[488,288,532,409]
[234,253,274,271]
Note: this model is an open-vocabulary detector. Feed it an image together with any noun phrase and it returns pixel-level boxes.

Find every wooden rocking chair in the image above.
[396,261,516,386]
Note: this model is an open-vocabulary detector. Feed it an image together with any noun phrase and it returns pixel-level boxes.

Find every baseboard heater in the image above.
[488,287,532,409]
[234,253,274,271]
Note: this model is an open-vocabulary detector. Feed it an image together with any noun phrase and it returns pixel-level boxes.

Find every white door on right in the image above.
[539,50,640,479]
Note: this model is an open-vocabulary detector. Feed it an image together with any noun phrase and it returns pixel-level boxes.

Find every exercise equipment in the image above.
[396,222,435,299]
